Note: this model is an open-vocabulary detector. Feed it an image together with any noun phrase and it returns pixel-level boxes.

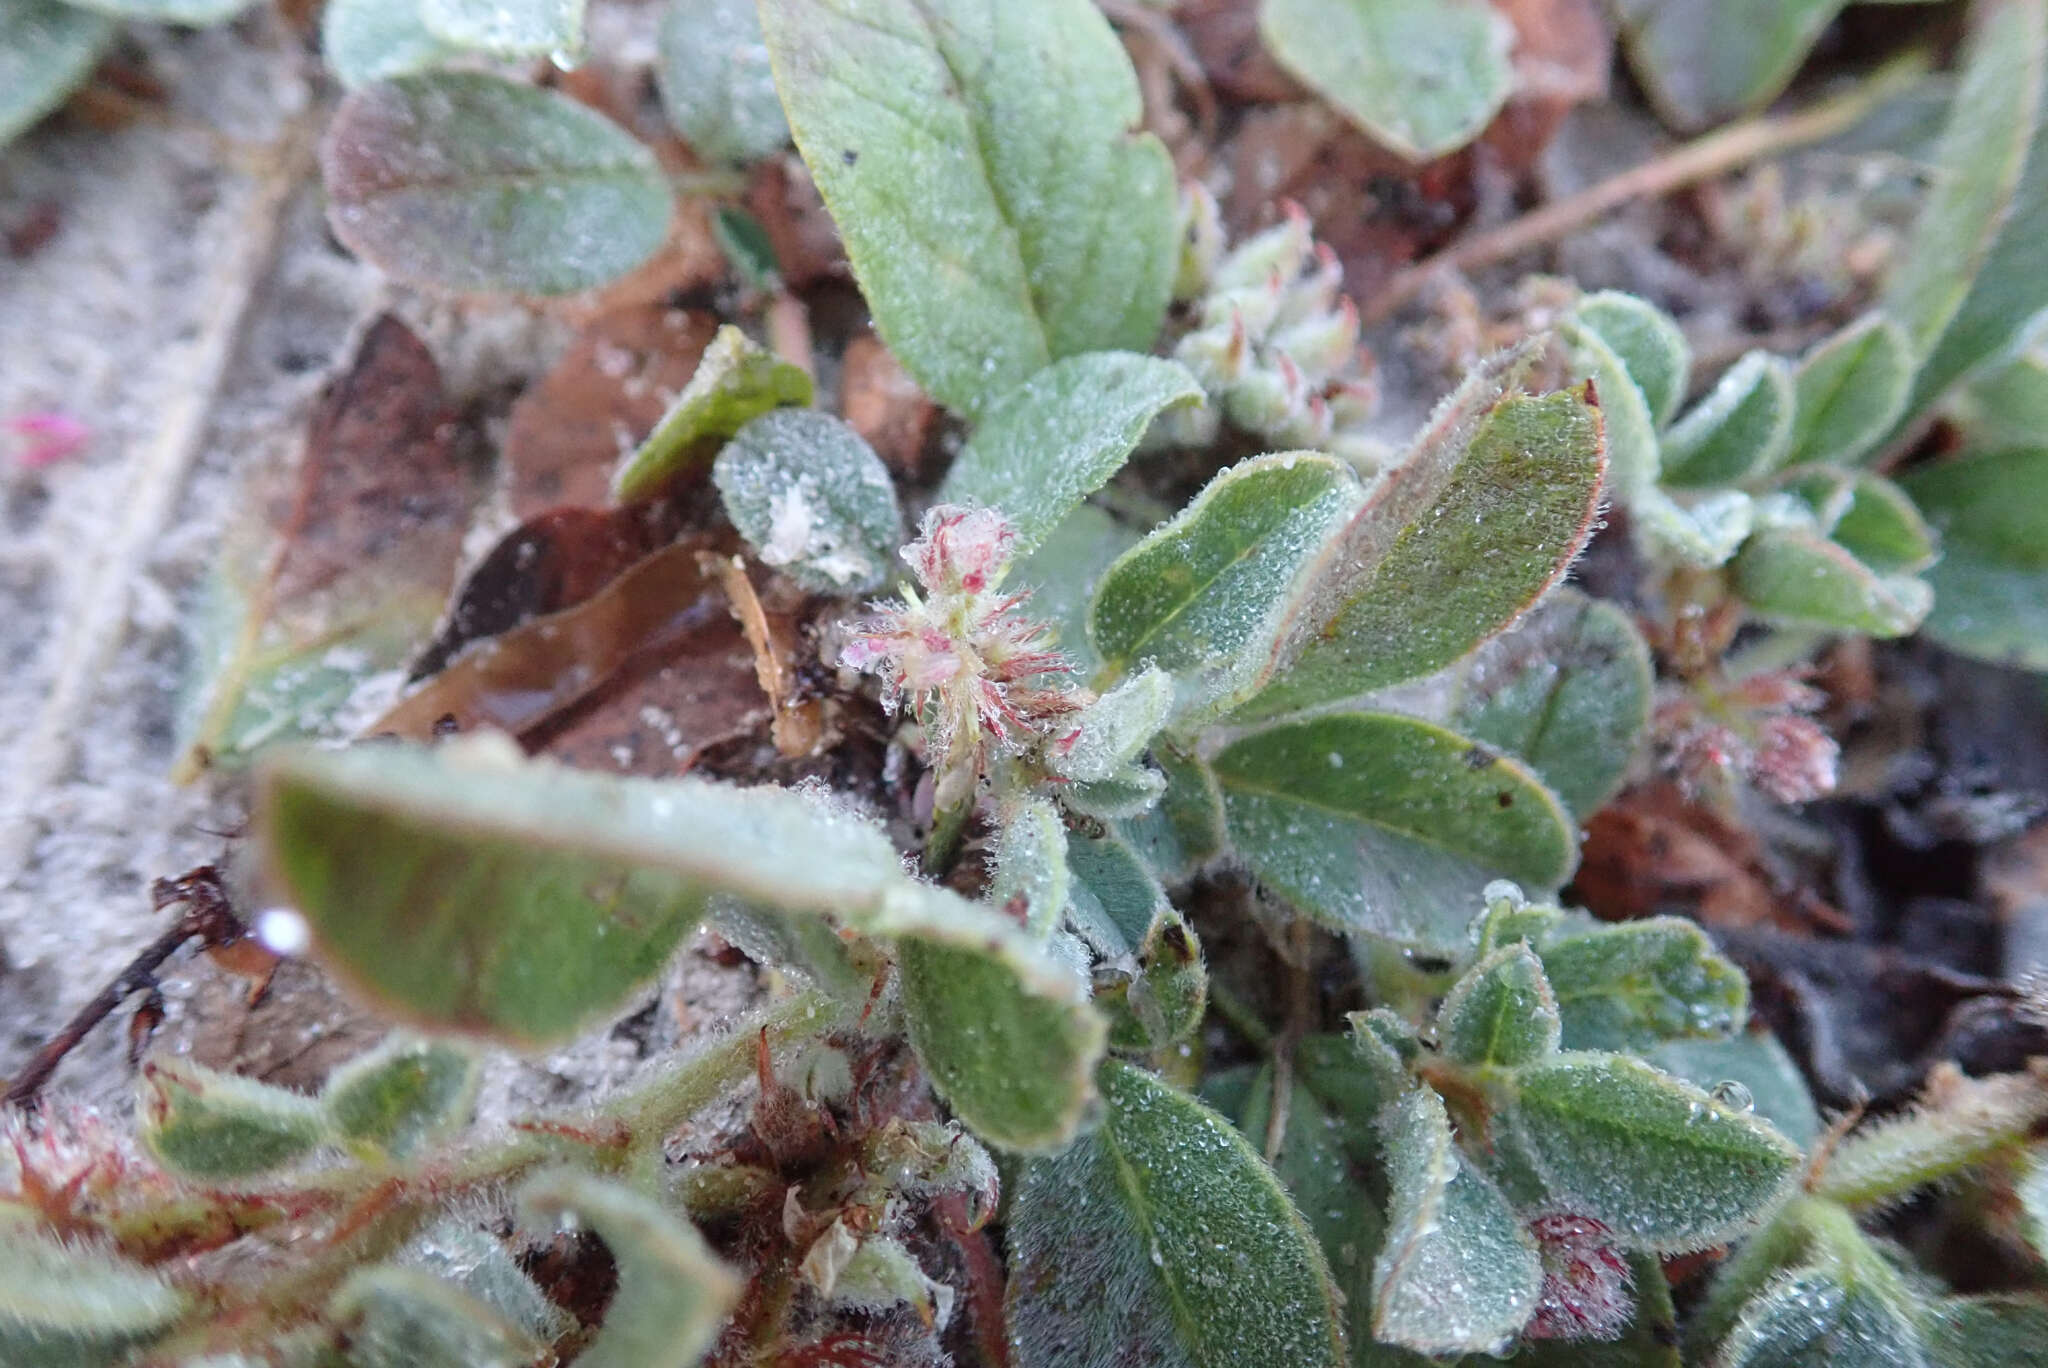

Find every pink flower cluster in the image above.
[840,506,1083,767]
[1659,670,1840,805]
[1525,1210,1633,1341]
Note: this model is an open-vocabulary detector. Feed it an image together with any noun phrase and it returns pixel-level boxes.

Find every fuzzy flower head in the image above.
[840,506,1083,774]
[1657,669,1840,806]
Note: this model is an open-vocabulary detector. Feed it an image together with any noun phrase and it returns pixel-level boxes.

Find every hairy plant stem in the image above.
[1364,51,1932,326]
[923,791,975,877]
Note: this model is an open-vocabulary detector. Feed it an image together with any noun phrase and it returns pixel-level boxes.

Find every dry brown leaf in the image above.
[840,333,937,476]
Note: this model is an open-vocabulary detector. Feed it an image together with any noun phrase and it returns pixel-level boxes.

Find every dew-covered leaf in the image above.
[613,325,814,503]
[1716,1268,1929,1368]
[1258,0,1514,161]
[1777,469,1937,574]
[176,316,473,779]
[322,0,462,88]
[1730,526,1932,637]
[1504,1052,1801,1250]
[0,1210,187,1368]
[1088,452,1363,720]
[1886,0,2048,363]
[255,736,908,1048]
[1373,1085,1542,1354]
[328,1266,546,1368]
[0,0,112,148]
[139,1059,330,1181]
[1813,1063,2048,1208]
[1925,1293,2048,1368]
[759,0,1177,417]
[1438,942,1560,1069]
[990,794,1072,941]
[1785,313,1912,469]
[1005,1059,1346,1368]
[1562,314,1661,503]
[1538,917,1749,1053]
[1612,0,1847,132]
[1633,487,1755,569]
[657,0,787,166]
[1100,912,1207,1052]
[1902,0,2048,419]
[1059,766,1167,821]
[1012,503,1141,678]
[1213,711,1577,953]
[1902,446,2048,670]
[1236,373,1607,719]
[419,0,580,56]
[936,353,1200,554]
[713,409,902,594]
[1112,744,1225,883]
[322,1035,479,1161]
[61,0,250,23]
[1051,668,1171,786]
[1658,351,1793,488]
[399,1219,571,1346]
[519,1170,739,1368]
[1574,290,1690,428]
[1649,1033,1821,1149]
[322,73,669,296]
[1450,588,1653,817]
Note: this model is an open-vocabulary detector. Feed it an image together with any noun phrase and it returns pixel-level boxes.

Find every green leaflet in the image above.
[938,353,1200,554]
[1902,0,2048,419]
[1649,1034,1822,1150]
[1951,348,2048,449]
[990,794,1072,940]
[1730,526,1932,637]
[518,1170,738,1368]
[1005,1060,1346,1368]
[0,0,113,148]
[1050,668,1172,786]
[329,1266,547,1368]
[1632,487,1755,570]
[0,1211,187,1368]
[1812,1065,2048,1208]
[1437,942,1560,1070]
[399,1219,571,1345]
[759,0,1177,417]
[1098,910,1207,1052]
[1575,290,1691,428]
[1064,828,1170,960]
[1373,1085,1542,1354]
[138,1059,330,1182]
[1903,446,2048,670]
[657,0,788,166]
[1716,1269,1929,1368]
[1886,0,2048,361]
[1212,711,1577,953]
[1924,1294,2048,1368]
[321,74,669,296]
[322,1036,479,1161]
[713,409,904,594]
[1786,314,1912,469]
[1778,469,1937,574]
[1235,378,1606,720]
[419,0,580,55]
[1561,315,1662,503]
[1113,744,1225,882]
[1612,0,1847,132]
[1504,1052,1801,1251]
[1449,587,1653,818]
[613,325,815,503]
[1088,452,1364,720]
[1258,0,1514,161]
[1658,351,1794,488]
[1537,917,1749,1053]
[322,0,462,88]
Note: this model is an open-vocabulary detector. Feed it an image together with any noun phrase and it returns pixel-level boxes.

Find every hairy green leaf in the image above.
[1633,487,1755,569]
[1088,452,1364,719]
[938,353,1200,553]
[1238,376,1607,719]
[1450,588,1653,817]
[1101,912,1207,1051]
[322,74,669,295]
[1114,745,1226,882]
[256,737,901,1047]
[1214,711,1577,952]
[1786,314,1912,468]
[1439,942,1560,1069]
[1006,1059,1346,1368]
[322,0,461,88]
[1717,1268,1928,1368]
[1505,1052,1801,1250]
[0,1211,186,1368]
[1052,668,1172,786]
[1659,351,1794,488]
[1373,1085,1542,1354]
[519,1170,739,1368]
[1887,0,2048,362]
[1778,469,1937,574]
[991,795,1072,941]
[1612,0,1847,131]
[1925,1294,2048,1368]
[1013,503,1142,678]
[1063,830,1169,960]
[1562,315,1661,503]
[1575,290,1691,428]
[0,0,112,147]
[139,1059,329,1182]
[1904,0,2048,418]
[329,1266,546,1368]
[323,1036,479,1161]
[614,325,814,503]
[1539,917,1749,1053]
[399,1219,571,1345]
[657,0,787,165]
[759,0,1177,416]
[1814,1064,2048,1208]
[1903,446,2048,669]
[419,0,579,54]
[1650,1034,1822,1149]
[1258,0,1514,161]
[1730,526,1932,636]
[714,409,903,593]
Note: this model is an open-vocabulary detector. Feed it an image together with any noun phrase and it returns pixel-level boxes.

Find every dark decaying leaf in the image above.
[178,315,475,779]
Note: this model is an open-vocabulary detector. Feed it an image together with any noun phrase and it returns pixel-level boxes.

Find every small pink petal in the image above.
[8,412,90,469]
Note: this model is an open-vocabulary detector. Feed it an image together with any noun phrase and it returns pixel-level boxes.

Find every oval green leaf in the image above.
[1576,290,1691,428]
[1903,445,2048,669]
[1439,942,1561,1070]
[0,1210,186,1368]
[322,0,462,89]
[1613,0,1847,132]
[139,1059,330,1182]
[714,409,903,593]
[323,1036,480,1161]
[322,73,670,296]
[1659,351,1794,488]
[614,324,815,503]
[420,0,581,57]
[1730,526,1932,636]
[657,0,788,165]
[0,0,112,148]
[1538,916,1749,1053]
[1785,313,1911,469]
